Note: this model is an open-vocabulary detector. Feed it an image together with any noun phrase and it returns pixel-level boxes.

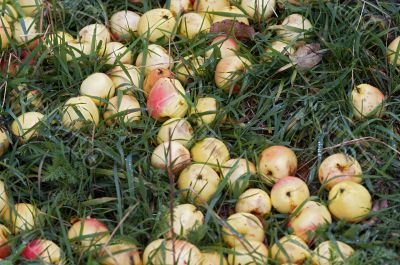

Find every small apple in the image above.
[328,181,372,222]
[288,201,332,243]
[318,153,362,190]
[201,251,227,265]
[103,95,141,125]
[11,112,44,142]
[169,0,193,15]
[80,72,115,106]
[21,239,62,264]
[0,130,10,157]
[191,137,230,170]
[107,64,141,94]
[0,181,8,217]
[265,41,295,61]
[221,158,256,193]
[97,242,142,265]
[13,17,39,49]
[102,42,133,64]
[0,16,11,49]
[212,6,249,25]
[257,145,298,185]
[79,23,111,47]
[110,10,140,41]
[351,83,385,119]
[136,44,174,76]
[16,0,43,16]
[179,12,211,39]
[222,212,264,247]
[61,96,100,130]
[65,40,93,61]
[137,8,176,42]
[166,203,204,238]
[68,218,110,252]
[1,4,17,23]
[3,203,39,234]
[312,240,354,265]
[277,14,313,42]
[175,55,204,83]
[227,240,268,265]
[387,36,400,65]
[143,68,174,97]
[0,225,10,259]
[157,118,193,147]
[151,141,191,173]
[205,35,239,59]
[194,0,230,13]
[271,235,310,264]
[178,163,220,205]
[215,55,251,93]
[147,77,188,120]
[270,176,310,214]
[235,188,272,217]
[189,97,218,125]
[241,0,276,19]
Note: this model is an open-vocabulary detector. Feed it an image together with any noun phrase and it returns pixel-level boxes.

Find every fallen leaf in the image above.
[210,20,256,40]
[290,43,324,70]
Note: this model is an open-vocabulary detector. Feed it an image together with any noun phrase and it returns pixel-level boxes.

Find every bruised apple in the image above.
[143,68,174,97]
[179,12,211,39]
[241,0,276,19]
[201,251,227,265]
[97,242,142,265]
[3,203,39,234]
[102,42,133,64]
[227,240,268,265]
[80,72,115,106]
[166,203,204,238]
[205,36,239,59]
[221,158,256,192]
[387,36,400,65]
[271,235,310,264]
[61,96,100,130]
[110,10,140,41]
[277,14,313,42]
[21,239,62,264]
[312,240,354,265]
[191,137,230,169]
[68,218,110,252]
[190,97,218,125]
[103,95,141,125]
[151,141,191,173]
[108,64,141,94]
[351,84,385,119]
[11,112,44,142]
[215,55,251,93]
[222,212,264,247]
[136,44,174,76]
[157,118,193,147]
[235,188,272,217]
[137,8,176,42]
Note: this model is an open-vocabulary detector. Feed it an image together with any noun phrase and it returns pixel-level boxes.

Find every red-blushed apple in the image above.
[97,242,142,265]
[288,201,332,243]
[166,203,204,238]
[143,68,174,97]
[103,95,141,125]
[235,188,272,217]
[271,235,310,264]
[191,137,230,170]
[151,141,191,173]
[190,97,218,125]
[221,158,256,193]
[3,203,39,234]
[257,145,298,185]
[109,10,140,41]
[206,35,239,59]
[179,12,211,39]
[201,251,227,265]
[147,77,188,120]
[0,16,11,49]
[107,64,141,94]
[137,8,176,42]
[175,55,204,83]
[65,40,93,61]
[222,212,264,247]
[0,130,10,157]
[169,0,193,15]
[351,83,385,119]
[143,239,202,265]
[271,176,310,214]
[227,240,268,265]
[241,0,276,19]
[11,112,44,143]
[177,163,220,205]
[318,153,362,190]
[212,6,249,25]
[312,240,354,265]
[157,118,193,147]
[1,4,17,23]
[16,0,43,16]
[79,23,111,47]
[277,14,313,43]
[80,72,115,106]
[0,225,10,259]
[215,55,251,93]
[21,239,62,264]
[13,16,39,49]
[102,42,133,64]
[328,181,372,222]
[387,36,400,65]
[62,96,100,130]
[68,218,110,252]
[136,44,174,76]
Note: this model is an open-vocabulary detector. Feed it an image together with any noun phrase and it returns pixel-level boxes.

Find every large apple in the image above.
[201,251,227,265]
[227,240,268,265]
[166,203,204,238]
[11,112,44,143]
[68,218,110,252]
[235,188,272,217]
[351,83,385,119]
[328,181,372,222]
[79,23,111,48]
[212,6,249,25]
[191,137,230,170]
[271,235,310,264]
[21,239,62,264]
[80,72,115,106]
[179,12,211,39]
[151,141,191,173]
[241,0,276,19]
[102,42,133,65]
[103,95,141,125]
[258,145,298,185]
[157,118,194,147]
[97,242,142,265]
[221,158,256,193]
[205,35,239,59]
[61,96,100,130]
[387,36,400,65]
[190,97,218,125]
[137,8,176,42]
[312,240,354,265]
[0,130,10,157]
[107,64,141,94]
[318,153,362,190]
[277,14,313,42]
[3,203,39,234]
[0,17,11,49]
[109,10,140,41]
[215,55,251,93]
[136,44,174,76]
[222,212,264,247]
[143,68,174,97]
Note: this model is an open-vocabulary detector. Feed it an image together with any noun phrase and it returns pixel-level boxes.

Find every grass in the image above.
[0,0,399,264]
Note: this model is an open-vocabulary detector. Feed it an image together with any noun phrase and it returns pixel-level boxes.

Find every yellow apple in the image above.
[387,36,400,65]
[102,41,133,64]
[97,242,142,265]
[175,55,204,83]
[205,35,239,59]
[1,4,17,23]
[265,41,295,61]
[328,181,372,222]
[0,16,11,49]
[271,235,310,264]
[151,141,191,173]
[169,0,193,15]
[11,112,44,142]
[222,212,264,247]
[137,8,176,42]
[109,10,140,41]
[61,96,100,130]
[227,240,268,265]
[136,44,174,76]
[194,0,230,13]
[16,0,42,16]
[318,153,362,190]
[166,203,204,238]
[65,40,93,61]
[351,83,385,119]
[212,6,249,25]
[277,14,313,42]
[312,240,354,265]
[191,137,230,170]
[179,12,211,39]
[107,64,141,94]
[241,0,276,19]
[80,72,115,106]
[21,239,62,264]
[103,95,141,125]
[215,55,251,93]
[0,224,10,259]
[235,188,272,217]
[143,68,174,97]
[190,97,218,125]
[0,130,10,157]
[221,158,256,192]
[13,17,38,47]
[79,23,111,47]
[68,218,110,252]
[3,203,39,234]
[201,251,227,265]
[157,118,194,147]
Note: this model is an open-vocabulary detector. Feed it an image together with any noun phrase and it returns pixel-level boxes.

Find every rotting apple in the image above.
[110,10,140,41]
[387,36,400,65]
[212,6,249,25]
[137,8,176,43]
[11,111,44,143]
[271,235,310,264]
[235,188,272,217]
[157,118,193,147]
[151,141,191,173]
[222,212,264,247]
[215,55,251,93]
[241,0,276,19]
[107,64,141,94]
[191,137,230,170]
[3,203,39,234]
[179,12,211,39]
[97,242,142,265]
[189,97,218,125]
[21,239,63,264]
[227,240,268,265]
[312,240,354,265]
[103,95,141,125]
[166,203,204,238]
[61,96,100,130]
[80,72,115,106]
[221,158,256,193]
[143,68,174,97]
[102,42,133,64]
[68,218,110,252]
[136,44,174,76]
[277,14,313,43]
[205,35,239,59]
[351,83,385,119]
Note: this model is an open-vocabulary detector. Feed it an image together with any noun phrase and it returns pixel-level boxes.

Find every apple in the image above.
[318,153,362,190]
[191,137,230,170]
[227,240,268,265]
[270,176,310,214]
[136,44,174,76]
[21,239,62,264]
[16,0,42,16]
[312,240,354,265]
[387,36,400,65]
[241,0,276,19]
[1,4,17,23]
[221,158,256,193]
[109,10,140,41]
[205,35,239,59]
[143,68,174,97]
[107,64,141,94]
[151,141,191,173]
[215,55,251,93]
[265,41,295,61]
[65,40,93,61]
[257,145,298,185]
[68,218,110,252]
[103,95,141,125]
[13,17,39,49]
[166,203,204,238]
[235,188,272,217]
[0,130,10,157]
[102,42,133,64]
[0,16,10,49]
[351,83,385,119]
[157,118,193,147]
[288,201,332,243]
[0,181,8,217]
[3,203,39,234]
[277,14,313,42]
[328,181,372,222]
[222,212,264,247]
[80,72,115,106]
[97,242,142,265]
[271,235,310,264]
[0,225,10,259]
[61,96,100,130]
[212,6,249,25]
[79,23,111,48]
[190,97,218,125]
[177,163,220,205]
[179,12,211,39]
[11,112,44,142]
[147,77,188,120]
[169,0,193,15]
[201,251,227,265]
[46,30,74,45]
[175,55,204,83]
[194,0,230,13]
[137,8,176,43]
